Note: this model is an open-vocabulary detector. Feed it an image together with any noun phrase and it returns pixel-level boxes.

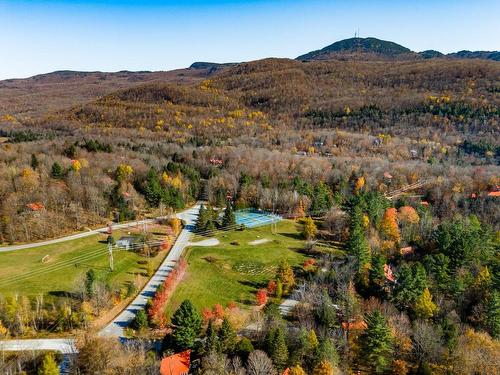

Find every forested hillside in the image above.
[0,54,498,374]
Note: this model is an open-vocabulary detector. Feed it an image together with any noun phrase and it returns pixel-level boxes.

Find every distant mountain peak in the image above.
[297,37,413,61]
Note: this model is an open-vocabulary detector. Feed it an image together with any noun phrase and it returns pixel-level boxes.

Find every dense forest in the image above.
[0,55,498,374]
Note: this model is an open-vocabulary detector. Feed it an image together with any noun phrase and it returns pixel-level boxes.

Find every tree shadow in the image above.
[48,290,81,300]
[280,232,303,241]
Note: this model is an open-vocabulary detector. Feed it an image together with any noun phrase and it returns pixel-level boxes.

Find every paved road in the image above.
[99,203,201,338]
[0,203,202,352]
[0,216,173,252]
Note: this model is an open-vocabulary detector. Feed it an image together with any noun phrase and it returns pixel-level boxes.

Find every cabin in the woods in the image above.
[160,350,191,375]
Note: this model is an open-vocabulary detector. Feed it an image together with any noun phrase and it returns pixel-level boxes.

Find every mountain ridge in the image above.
[297,37,500,61]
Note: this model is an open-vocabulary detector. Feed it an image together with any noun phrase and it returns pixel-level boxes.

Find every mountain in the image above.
[447,50,500,61]
[297,37,414,61]
[419,50,444,59]
[0,67,229,118]
[297,37,500,62]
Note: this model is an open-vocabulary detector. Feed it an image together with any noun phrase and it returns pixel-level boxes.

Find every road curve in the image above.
[0,216,172,253]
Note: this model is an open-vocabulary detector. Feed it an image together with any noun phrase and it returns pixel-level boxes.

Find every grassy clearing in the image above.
[165,220,307,320]
[0,226,170,298]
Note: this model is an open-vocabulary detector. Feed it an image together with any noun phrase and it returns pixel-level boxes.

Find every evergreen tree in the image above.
[204,319,219,353]
[314,291,338,330]
[359,311,394,374]
[236,337,254,361]
[434,215,490,269]
[313,338,338,369]
[31,153,39,170]
[38,353,59,375]
[196,204,208,233]
[485,290,500,339]
[171,299,202,350]
[85,269,96,299]
[268,327,289,370]
[310,182,333,214]
[393,263,428,310]
[50,162,63,179]
[222,201,236,228]
[369,254,387,296]
[347,205,371,282]
[218,317,237,354]
[144,168,163,207]
[131,309,148,331]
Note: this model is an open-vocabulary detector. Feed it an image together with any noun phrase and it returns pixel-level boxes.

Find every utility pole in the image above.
[108,242,114,272]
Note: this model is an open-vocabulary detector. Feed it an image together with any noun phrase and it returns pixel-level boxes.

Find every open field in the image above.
[0,225,171,298]
[164,220,307,320]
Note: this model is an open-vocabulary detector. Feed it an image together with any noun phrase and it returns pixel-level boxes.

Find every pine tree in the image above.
[205,319,219,353]
[268,327,289,370]
[302,216,318,240]
[347,205,371,282]
[218,317,237,354]
[314,291,337,330]
[196,204,208,232]
[171,299,202,350]
[393,263,428,310]
[236,337,254,361]
[85,269,96,299]
[50,162,63,179]
[131,309,149,331]
[485,291,499,339]
[222,201,236,228]
[414,288,437,319]
[313,338,338,369]
[359,311,394,374]
[31,154,39,170]
[38,353,59,375]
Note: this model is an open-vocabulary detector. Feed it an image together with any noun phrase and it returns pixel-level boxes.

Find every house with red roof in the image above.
[160,350,191,375]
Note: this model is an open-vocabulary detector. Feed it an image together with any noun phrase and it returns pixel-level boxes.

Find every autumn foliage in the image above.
[256,289,268,307]
[380,208,401,243]
[147,258,187,326]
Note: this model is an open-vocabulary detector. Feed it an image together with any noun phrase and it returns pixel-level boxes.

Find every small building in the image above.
[160,350,191,375]
[115,236,138,250]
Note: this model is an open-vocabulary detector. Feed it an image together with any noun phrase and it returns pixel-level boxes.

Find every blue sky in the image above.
[1,0,499,79]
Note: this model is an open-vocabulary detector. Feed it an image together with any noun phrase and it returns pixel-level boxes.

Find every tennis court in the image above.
[235,209,282,228]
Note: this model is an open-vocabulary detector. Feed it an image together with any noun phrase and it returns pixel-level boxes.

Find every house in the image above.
[384,264,396,282]
[160,350,191,375]
[115,236,138,250]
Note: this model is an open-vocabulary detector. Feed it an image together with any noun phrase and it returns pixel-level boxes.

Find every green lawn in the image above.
[0,229,168,297]
[165,220,307,320]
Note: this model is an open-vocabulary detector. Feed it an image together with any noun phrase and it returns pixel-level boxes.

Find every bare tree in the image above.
[246,350,276,375]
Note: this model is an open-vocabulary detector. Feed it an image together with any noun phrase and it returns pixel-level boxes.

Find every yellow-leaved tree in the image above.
[414,288,437,319]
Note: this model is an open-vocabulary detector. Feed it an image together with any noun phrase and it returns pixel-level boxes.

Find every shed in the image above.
[115,236,138,250]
